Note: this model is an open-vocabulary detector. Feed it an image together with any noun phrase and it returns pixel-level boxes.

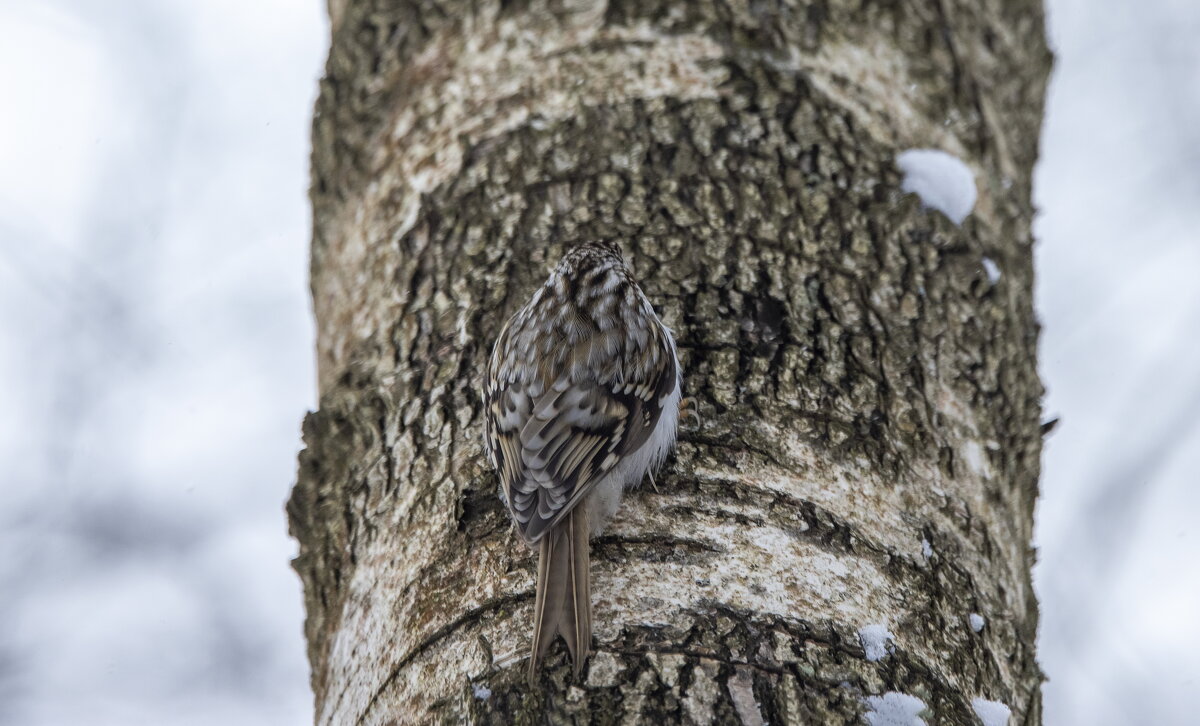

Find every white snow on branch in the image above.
[896,149,977,225]
[864,692,928,726]
[858,623,895,661]
[472,684,492,700]
[971,697,1011,726]
[969,613,986,633]
[921,538,933,559]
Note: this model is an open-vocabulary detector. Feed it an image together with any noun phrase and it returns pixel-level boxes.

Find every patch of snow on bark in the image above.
[982,256,1001,284]
[864,692,928,726]
[971,698,1011,726]
[896,149,977,224]
[858,623,895,661]
[962,439,988,477]
[969,613,986,632]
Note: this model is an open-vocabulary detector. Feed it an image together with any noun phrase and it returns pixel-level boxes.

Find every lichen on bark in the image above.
[289,1,1052,723]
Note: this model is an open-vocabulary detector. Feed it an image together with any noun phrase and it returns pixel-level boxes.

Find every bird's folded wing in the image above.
[486,334,676,543]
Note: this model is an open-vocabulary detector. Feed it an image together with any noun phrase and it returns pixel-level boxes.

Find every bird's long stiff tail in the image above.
[529,507,591,684]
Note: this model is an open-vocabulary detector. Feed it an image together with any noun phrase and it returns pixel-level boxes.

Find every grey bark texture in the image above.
[288,1,1052,724]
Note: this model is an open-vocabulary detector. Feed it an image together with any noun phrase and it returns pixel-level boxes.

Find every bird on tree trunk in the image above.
[482,240,682,682]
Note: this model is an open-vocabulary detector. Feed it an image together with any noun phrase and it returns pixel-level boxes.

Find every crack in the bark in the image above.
[603,646,792,677]
[594,533,726,555]
[354,592,532,726]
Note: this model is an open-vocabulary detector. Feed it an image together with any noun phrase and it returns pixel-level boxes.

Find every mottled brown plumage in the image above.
[482,241,681,681]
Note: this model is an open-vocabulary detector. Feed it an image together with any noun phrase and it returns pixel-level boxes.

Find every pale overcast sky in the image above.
[0,1,1197,724]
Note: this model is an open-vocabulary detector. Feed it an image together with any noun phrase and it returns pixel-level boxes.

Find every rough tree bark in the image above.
[288,1,1052,723]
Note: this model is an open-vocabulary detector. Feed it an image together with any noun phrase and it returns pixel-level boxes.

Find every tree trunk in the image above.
[288,1,1051,723]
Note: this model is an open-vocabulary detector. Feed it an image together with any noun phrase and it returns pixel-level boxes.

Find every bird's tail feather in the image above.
[529,507,591,683]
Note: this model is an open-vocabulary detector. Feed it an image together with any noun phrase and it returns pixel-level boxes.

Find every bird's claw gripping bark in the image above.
[680,396,701,430]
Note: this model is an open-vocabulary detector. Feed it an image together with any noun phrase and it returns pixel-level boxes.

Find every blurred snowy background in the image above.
[0,0,1195,724]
